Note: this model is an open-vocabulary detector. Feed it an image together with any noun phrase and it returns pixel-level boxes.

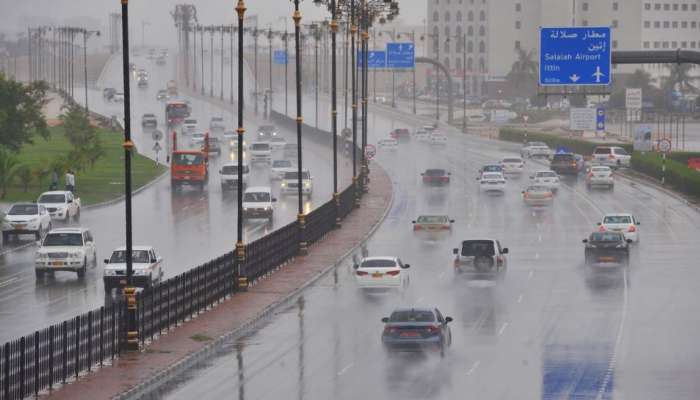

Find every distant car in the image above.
[242,186,276,222]
[141,113,158,128]
[156,90,169,101]
[412,215,454,240]
[477,172,507,194]
[281,170,313,197]
[429,132,448,145]
[207,137,222,156]
[113,92,125,102]
[378,138,399,150]
[550,153,582,175]
[522,185,554,207]
[421,168,450,186]
[478,164,504,176]
[521,141,552,159]
[219,162,250,190]
[137,78,148,88]
[190,132,206,147]
[381,308,452,355]
[223,130,238,147]
[414,129,429,142]
[501,157,525,175]
[583,231,631,266]
[2,203,52,242]
[209,116,226,131]
[37,191,81,221]
[283,143,298,159]
[103,246,164,291]
[592,146,631,168]
[353,256,410,291]
[35,227,97,279]
[271,159,295,180]
[183,118,198,134]
[269,136,287,151]
[530,170,560,193]
[598,213,640,242]
[390,128,411,142]
[453,239,509,273]
[103,87,116,100]
[250,142,272,163]
[586,166,615,190]
[257,125,279,140]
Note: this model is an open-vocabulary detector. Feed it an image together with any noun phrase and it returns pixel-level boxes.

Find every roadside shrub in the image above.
[631,151,700,198]
[498,128,633,155]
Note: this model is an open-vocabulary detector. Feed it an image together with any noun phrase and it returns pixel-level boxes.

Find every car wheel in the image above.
[73,208,80,222]
[609,184,615,191]
[35,270,44,279]
[3,231,11,244]
[93,253,98,267]
[77,259,87,279]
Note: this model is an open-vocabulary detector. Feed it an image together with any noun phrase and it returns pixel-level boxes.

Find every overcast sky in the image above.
[0,0,426,47]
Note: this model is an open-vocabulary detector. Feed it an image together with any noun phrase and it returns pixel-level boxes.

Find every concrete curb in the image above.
[82,169,169,211]
[115,168,395,400]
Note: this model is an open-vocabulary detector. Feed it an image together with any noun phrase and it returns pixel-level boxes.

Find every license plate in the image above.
[119,279,127,285]
[543,179,552,183]
[183,176,190,180]
[13,225,26,230]
[371,272,383,278]
[400,332,420,337]
[51,261,64,266]
[599,257,615,261]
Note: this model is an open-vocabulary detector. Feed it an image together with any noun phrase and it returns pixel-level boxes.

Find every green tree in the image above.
[32,158,51,190]
[0,75,49,151]
[14,163,32,193]
[0,148,19,198]
[506,48,539,97]
[59,103,104,171]
[664,63,697,95]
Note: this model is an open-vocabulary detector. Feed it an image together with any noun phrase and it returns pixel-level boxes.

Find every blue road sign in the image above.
[596,108,606,131]
[357,50,386,69]
[273,50,288,65]
[386,42,415,68]
[539,27,611,86]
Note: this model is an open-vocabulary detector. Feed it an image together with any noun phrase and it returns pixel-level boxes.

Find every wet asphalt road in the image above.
[159,93,700,399]
[0,54,352,342]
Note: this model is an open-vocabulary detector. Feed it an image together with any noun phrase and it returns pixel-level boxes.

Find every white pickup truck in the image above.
[103,246,164,291]
[37,191,81,221]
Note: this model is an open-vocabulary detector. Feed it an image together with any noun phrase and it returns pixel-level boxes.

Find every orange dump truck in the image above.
[170,131,209,191]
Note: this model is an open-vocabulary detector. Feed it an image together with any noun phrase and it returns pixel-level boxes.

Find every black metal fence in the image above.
[0,111,367,400]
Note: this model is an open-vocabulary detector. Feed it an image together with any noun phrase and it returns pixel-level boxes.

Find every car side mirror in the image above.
[452,248,459,255]
[381,317,389,323]
[272,198,277,202]
[402,264,410,269]
[445,316,453,323]
[582,239,589,243]
[411,220,416,224]
[449,219,455,223]
[502,248,509,254]
[353,264,359,269]
[596,222,602,226]
[636,222,640,225]
[104,259,110,264]
[626,239,633,243]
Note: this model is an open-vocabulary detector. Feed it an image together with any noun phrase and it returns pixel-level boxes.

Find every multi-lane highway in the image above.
[157,92,700,399]
[0,53,352,343]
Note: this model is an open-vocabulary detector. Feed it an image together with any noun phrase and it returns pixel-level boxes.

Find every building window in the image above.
[582,2,588,11]
[456,58,462,69]
[663,4,670,11]
[468,11,473,22]
[662,41,669,48]
[682,21,688,29]
[654,21,660,28]
[479,58,485,72]
[694,4,698,11]
[682,41,688,48]
[467,58,473,71]
[654,3,661,10]
[644,21,650,28]
[672,41,677,47]
[515,40,521,49]
[663,21,670,28]
[457,11,463,22]
[672,21,678,29]
[654,41,660,48]
[467,41,473,53]
[479,11,486,22]
[692,21,698,28]
[673,3,678,11]
[515,20,521,29]
[692,42,697,49]
[479,26,485,36]
[515,3,521,12]
[445,26,450,36]
[467,26,474,36]
[682,4,688,11]
[612,20,618,28]
[433,11,439,22]
[445,41,450,52]
[479,41,485,53]
[582,20,589,26]
[612,2,618,11]
[444,11,450,22]
[643,41,650,49]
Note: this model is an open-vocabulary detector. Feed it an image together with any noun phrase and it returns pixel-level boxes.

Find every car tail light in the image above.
[356,271,369,276]
[442,176,449,182]
[414,224,422,231]
[544,192,552,198]
[571,161,577,166]
[441,224,450,230]
[425,325,440,334]
[599,225,607,232]
[608,154,615,160]
[384,326,398,334]
[523,192,529,199]
[628,225,636,232]
[496,256,504,267]
[385,270,401,276]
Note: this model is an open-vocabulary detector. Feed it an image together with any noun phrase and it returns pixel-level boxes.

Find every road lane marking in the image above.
[517,294,523,303]
[498,322,509,336]
[538,234,542,242]
[337,362,354,376]
[528,270,534,279]
[0,278,18,289]
[535,253,540,260]
[466,360,481,376]
[0,242,35,256]
[415,296,424,304]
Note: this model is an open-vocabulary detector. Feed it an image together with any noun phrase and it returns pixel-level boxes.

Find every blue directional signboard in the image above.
[273,50,288,65]
[596,108,606,131]
[357,50,386,69]
[539,27,611,86]
[386,42,415,68]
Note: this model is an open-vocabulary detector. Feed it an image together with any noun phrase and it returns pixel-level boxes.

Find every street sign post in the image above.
[364,144,376,160]
[273,50,288,65]
[152,141,162,165]
[151,130,163,141]
[539,27,611,86]
[657,138,672,153]
[386,42,415,68]
[596,108,606,132]
[569,108,597,131]
[357,51,386,69]
[626,88,642,122]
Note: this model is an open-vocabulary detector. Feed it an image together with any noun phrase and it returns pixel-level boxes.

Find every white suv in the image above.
[2,203,52,242]
[219,162,250,190]
[592,146,631,168]
[453,239,509,273]
[35,227,97,279]
[281,170,313,197]
[103,246,164,291]
[249,142,272,163]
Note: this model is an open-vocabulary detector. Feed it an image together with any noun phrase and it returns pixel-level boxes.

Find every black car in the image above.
[583,232,631,266]
[550,153,583,175]
[381,307,452,355]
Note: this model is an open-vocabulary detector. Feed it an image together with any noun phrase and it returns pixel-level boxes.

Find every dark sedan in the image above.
[583,231,631,266]
[381,308,452,355]
[550,153,583,175]
[421,169,451,186]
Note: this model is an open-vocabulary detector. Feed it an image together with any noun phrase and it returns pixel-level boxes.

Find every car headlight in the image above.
[304,182,311,188]
[133,269,149,276]
[69,251,83,258]
[281,182,287,188]
[243,207,249,211]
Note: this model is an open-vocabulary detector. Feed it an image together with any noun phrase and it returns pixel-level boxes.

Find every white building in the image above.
[426,0,700,96]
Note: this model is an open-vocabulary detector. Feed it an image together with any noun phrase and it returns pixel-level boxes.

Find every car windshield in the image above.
[416,215,448,224]
[592,167,611,173]
[527,186,549,192]
[221,165,249,174]
[590,232,624,242]
[604,215,632,224]
[38,194,65,203]
[259,126,275,133]
[425,169,446,176]
[173,153,203,166]
[243,192,271,202]
[536,171,557,178]
[8,204,38,215]
[461,240,495,256]
[553,154,574,161]
[614,148,628,155]
[389,310,435,323]
[594,148,612,154]
[360,259,398,268]
[43,233,83,246]
[185,119,197,124]
[284,171,310,180]
[482,165,502,172]
[529,142,547,147]
[502,158,522,163]
[482,173,502,180]
[273,160,292,168]
[109,250,151,264]
[251,143,270,151]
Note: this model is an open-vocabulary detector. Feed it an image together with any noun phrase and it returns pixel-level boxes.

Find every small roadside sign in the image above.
[596,108,606,131]
[364,144,376,160]
[273,50,288,65]
[152,130,163,141]
[657,138,672,153]
[569,108,597,131]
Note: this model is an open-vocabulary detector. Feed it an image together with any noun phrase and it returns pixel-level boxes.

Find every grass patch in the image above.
[189,333,213,342]
[2,125,166,205]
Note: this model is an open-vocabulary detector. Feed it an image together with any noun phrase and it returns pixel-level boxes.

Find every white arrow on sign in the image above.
[593,66,605,83]
[570,74,580,83]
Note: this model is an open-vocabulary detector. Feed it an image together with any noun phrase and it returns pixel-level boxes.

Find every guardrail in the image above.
[0,106,365,400]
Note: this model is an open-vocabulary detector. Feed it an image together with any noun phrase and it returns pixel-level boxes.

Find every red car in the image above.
[390,128,411,142]
[421,169,451,186]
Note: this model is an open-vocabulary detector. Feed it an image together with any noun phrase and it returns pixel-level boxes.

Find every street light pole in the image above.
[314,26,319,130]
[210,27,214,97]
[200,25,204,95]
[235,0,248,289]
[462,32,467,133]
[119,0,138,352]
[193,26,197,91]
[292,0,307,255]
[254,27,259,115]
[350,0,358,205]
[329,0,340,226]
[230,25,234,104]
[220,26,225,101]
[268,27,273,119]
[361,1,369,192]
[285,31,289,115]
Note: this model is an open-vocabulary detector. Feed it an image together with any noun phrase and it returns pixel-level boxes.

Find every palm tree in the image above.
[0,149,19,198]
[507,48,539,96]
[664,63,697,95]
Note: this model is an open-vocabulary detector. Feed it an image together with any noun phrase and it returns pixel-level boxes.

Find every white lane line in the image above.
[528,270,534,279]
[517,294,523,304]
[535,253,540,260]
[415,297,424,304]
[538,234,542,242]
[466,360,481,376]
[0,242,35,256]
[438,271,446,279]
[0,278,18,289]
[498,322,509,336]
[337,362,354,376]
